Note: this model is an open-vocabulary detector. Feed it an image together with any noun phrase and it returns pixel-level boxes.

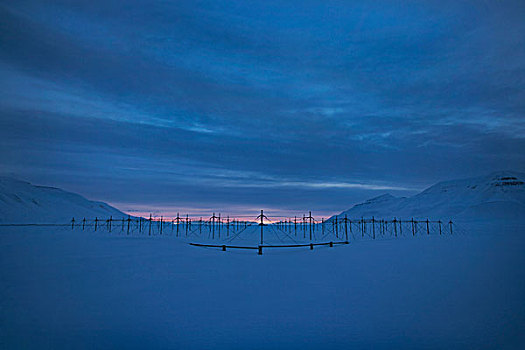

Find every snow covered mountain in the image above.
[0,177,126,223]
[332,171,525,221]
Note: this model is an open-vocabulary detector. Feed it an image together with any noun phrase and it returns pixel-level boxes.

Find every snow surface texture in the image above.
[332,171,525,222]
[1,172,525,348]
[1,221,524,349]
[0,177,125,223]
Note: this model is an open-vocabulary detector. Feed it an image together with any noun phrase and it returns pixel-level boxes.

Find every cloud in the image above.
[1,0,524,215]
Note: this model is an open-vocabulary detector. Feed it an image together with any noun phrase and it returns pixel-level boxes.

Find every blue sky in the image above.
[1,0,524,218]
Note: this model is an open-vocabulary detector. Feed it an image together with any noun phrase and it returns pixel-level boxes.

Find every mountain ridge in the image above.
[331,171,525,221]
[0,176,126,223]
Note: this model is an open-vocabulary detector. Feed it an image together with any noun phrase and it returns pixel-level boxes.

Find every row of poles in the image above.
[69,210,454,242]
[69,213,252,238]
[272,214,454,240]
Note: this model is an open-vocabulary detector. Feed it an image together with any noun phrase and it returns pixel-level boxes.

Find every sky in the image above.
[1,0,524,219]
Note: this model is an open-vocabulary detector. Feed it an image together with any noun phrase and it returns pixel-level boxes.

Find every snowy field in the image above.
[1,220,524,349]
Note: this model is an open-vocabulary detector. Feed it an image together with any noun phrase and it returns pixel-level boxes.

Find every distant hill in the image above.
[331,171,525,221]
[0,177,127,223]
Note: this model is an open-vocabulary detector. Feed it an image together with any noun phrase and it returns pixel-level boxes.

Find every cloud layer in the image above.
[1,0,524,217]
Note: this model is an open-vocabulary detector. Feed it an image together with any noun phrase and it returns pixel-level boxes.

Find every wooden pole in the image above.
[309,211,313,241]
[394,218,397,237]
[260,210,264,245]
[218,213,221,239]
[212,213,215,239]
[344,214,348,242]
[175,213,180,237]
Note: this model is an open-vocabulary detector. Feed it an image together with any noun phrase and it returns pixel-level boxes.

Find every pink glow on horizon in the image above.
[109,203,340,222]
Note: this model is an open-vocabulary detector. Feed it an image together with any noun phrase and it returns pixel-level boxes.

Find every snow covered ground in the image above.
[1,172,524,348]
[1,219,524,349]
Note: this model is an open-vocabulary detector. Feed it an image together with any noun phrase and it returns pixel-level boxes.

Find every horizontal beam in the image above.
[188,241,349,250]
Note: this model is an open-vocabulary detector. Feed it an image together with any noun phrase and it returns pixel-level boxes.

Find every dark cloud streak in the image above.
[1,0,524,217]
